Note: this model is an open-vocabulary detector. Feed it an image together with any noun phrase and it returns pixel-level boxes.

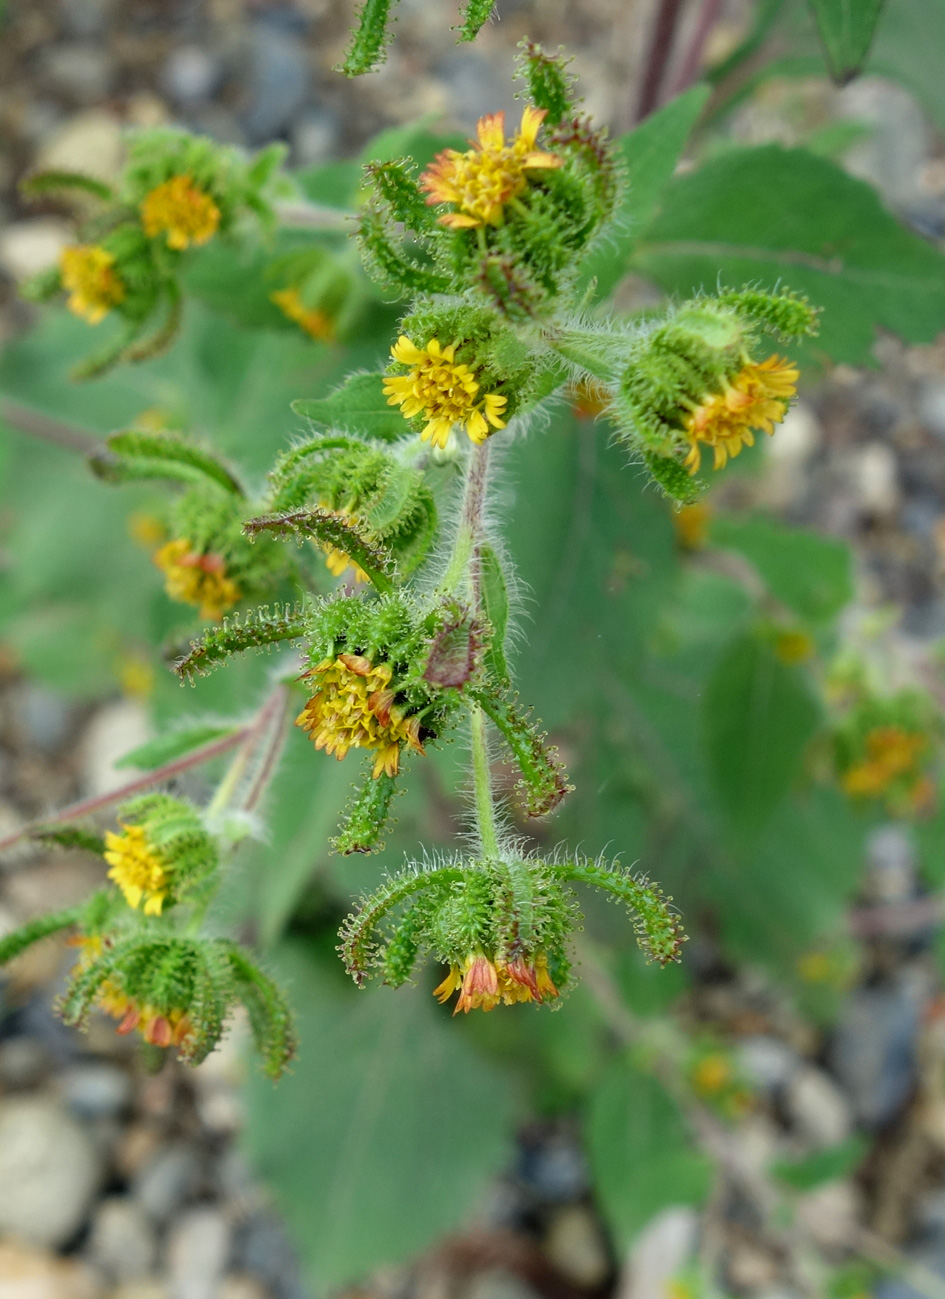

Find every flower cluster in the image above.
[340,852,685,1012]
[21,129,288,378]
[833,690,940,815]
[383,336,507,449]
[102,794,219,916]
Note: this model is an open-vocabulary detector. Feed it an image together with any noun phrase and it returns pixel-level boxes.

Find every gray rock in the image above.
[465,1272,541,1299]
[39,42,114,103]
[59,0,115,36]
[232,1213,305,1298]
[167,1207,232,1299]
[61,1062,134,1119]
[132,1145,201,1223]
[830,978,923,1127]
[87,1196,158,1281]
[920,381,945,440]
[516,1133,588,1202]
[615,1206,699,1299]
[290,108,340,167]
[866,825,917,904]
[736,1036,799,1092]
[784,1065,852,1148]
[0,1035,51,1089]
[12,684,73,753]
[241,20,311,142]
[0,1096,102,1248]
[162,46,224,105]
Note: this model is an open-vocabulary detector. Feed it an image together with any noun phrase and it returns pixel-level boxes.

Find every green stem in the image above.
[470,704,500,858]
[438,440,491,600]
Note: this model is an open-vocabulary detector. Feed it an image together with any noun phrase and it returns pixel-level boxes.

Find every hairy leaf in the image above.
[292,373,407,442]
[807,0,886,81]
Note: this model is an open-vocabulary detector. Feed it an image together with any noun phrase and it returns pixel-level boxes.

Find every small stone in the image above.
[0,1097,103,1248]
[865,825,917,904]
[79,701,151,798]
[11,684,74,753]
[59,0,116,37]
[290,108,339,166]
[132,1145,201,1224]
[39,43,114,103]
[219,1278,267,1299]
[543,1206,610,1286]
[920,381,945,440]
[61,1063,133,1120]
[36,109,124,183]
[0,1036,51,1090]
[114,1123,165,1179]
[0,1238,102,1299]
[240,20,311,142]
[848,441,900,515]
[232,1214,303,1294]
[516,1131,588,1203]
[0,218,71,281]
[86,1196,157,1281]
[110,1285,169,1299]
[615,1206,698,1298]
[736,1036,799,1092]
[167,1208,232,1299]
[465,1272,540,1299]
[830,979,923,1128]
[795,1179,862,1249]
[162,46,223,105]
[784,1066,852,1149]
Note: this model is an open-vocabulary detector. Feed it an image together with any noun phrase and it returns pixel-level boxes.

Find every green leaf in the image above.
[807,0,886,81]
[243,943,517,1285]
[479,544,510,683]
[291,372,406,441]
[711,513,853,623]
[580,84,710,298]
[114,723,241,771]
[703,631,822,843]
[870,0,945,135]
[586,1055,711,1250]
[773,1135,868,1189]
[631,145,945,366]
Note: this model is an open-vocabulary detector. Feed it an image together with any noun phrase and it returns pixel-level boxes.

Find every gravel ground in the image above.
[3,1,945,1297]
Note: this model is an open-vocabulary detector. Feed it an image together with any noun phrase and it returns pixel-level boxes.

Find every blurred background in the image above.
[2,2,945,1299]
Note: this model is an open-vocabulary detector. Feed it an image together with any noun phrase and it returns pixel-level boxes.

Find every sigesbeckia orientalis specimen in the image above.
[153,538,242,621]
[101,794,219,917]
[681,354,799,474]
[383,336,508,449]
[59,245,126,324]
[140,173,222,250]
[420,106,561,229]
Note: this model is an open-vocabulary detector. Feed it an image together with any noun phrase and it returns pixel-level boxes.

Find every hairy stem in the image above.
[470,704,500,858]
[439,441,491,601]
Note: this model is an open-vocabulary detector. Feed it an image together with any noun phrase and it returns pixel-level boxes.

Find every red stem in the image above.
[636,0,688,122]
[668,0,725,96]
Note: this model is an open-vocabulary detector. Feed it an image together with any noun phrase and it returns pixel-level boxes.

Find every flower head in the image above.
[383,336,507,449]
[434,950,559,1014]
[270,288,335,342]
[60,245,126,323]
[153,538,241,620]
[295,653,425,779]
[683,355,798,475]
[841,726,928,799]
[140,174,221,251]
[103,823,170,916]
[420,106,561,229]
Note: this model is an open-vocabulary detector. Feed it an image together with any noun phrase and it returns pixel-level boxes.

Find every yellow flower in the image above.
[420,105,562,229]
[316,502,369,585]
[773,629,815,664]
[140,174,221,250]
[128,511,167,550]
[295,653,424,779]
[383,336,507,449]
[683,355,798,475]
[691,1052,733,1097]
[842,726,927,799]
[672,501,712,551]
[72,935,192,1047]
[153,538,241,621]
[270,288,335,341]
[59,244,126,323]
[103,823,170,916]
[434,951,558,1014]
[116,652,155,700]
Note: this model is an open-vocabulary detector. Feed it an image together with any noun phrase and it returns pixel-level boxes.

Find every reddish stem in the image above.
[636,0,688,122]
[668,0,725,96]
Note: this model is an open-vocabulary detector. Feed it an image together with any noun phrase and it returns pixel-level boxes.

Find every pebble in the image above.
[515,1131,588,1203]
[219,1278,268,1299]
[919,381,945,440]
[795,1179,862,1249]
[830,978,923,1127]
[736,1035,799,1092]
[58,0,116,38]
[162,46,224,105]
[0,1238,102,1299]
[848,441,901,516]
[865,824,918,904]
[0,218,71,281]
[240,20,311,142]
[783,1065,853,1148]
[167,1207,232,1299]
[79,701,151,798]
[38,42,114,103]
[615,1206,699,1298]
[0,1096,103,1249]
[61,1062,134,1120]
[86,1196,158,1281]
[110,1285,169,1299]
[290,108,340,167]
[464,1272,541,1299]
[36,109,124,183]
[132,1145,201,1224]
[0,1035,51,1089]
[543,1205,610,1285]
[11,684,74,754]
[232,1213,304,1296]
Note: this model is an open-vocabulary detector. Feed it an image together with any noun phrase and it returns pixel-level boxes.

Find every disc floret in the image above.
[383,335,508,448]
[102,794,219,916]
[140,173,222,251]
[60,245,126,323]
